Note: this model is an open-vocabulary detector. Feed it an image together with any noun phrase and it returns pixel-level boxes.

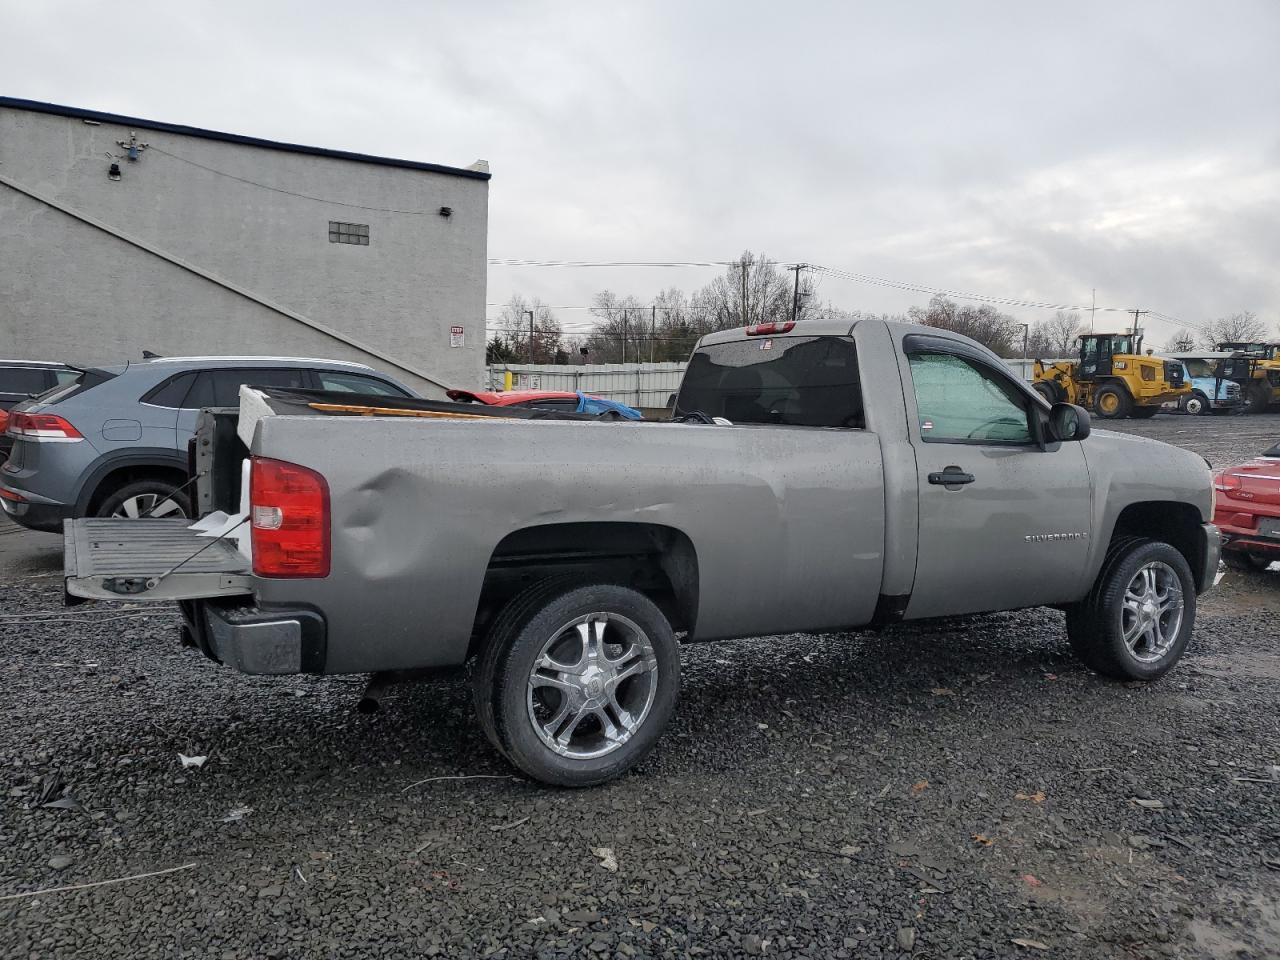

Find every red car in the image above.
[1213,440,1280,569]
[445,389,643,420]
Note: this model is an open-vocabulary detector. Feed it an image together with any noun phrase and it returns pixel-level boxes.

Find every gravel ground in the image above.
[1,413,1278,960]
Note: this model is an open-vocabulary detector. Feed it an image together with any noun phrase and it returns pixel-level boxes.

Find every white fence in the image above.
[488,363,688,408]
[490,358,1051,408]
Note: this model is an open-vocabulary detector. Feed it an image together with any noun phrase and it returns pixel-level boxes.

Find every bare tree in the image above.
[907,295,1022,357]
[494,295,562,363]
[694,251,819,329]
[1163,329,1198,353]
[582,290,650,363]
[1025,311,1083,358]
[1201,310,1266,348]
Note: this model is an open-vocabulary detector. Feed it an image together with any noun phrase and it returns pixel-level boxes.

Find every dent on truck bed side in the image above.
[250,402,889,674]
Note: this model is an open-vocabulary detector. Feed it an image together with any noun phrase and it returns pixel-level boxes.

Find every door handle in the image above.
[928,467,975,486]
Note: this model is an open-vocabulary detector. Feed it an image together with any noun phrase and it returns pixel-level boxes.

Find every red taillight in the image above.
[250,457,330,578]
[8,412,83,440]
[0,487,26,502]
[0,410,8,435]
[745,321,796,336]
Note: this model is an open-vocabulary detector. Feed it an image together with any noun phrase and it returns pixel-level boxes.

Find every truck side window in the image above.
[907,352,1032,444]
[675,336,864,428]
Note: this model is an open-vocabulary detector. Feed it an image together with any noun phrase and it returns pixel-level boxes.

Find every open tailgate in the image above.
[65,518,252,602]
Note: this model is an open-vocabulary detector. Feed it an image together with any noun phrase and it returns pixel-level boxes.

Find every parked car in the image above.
[0,360,77,461]
[1167,353,1244,415]
[1213,440,1280,569]
[62,319,1218,787]
[447,389,643,420]
[1,356,414,531]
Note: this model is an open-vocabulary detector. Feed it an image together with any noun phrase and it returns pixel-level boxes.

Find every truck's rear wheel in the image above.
[1243,383,1271,415]
[1065,538,1196,681]
[472,581,679,787]
[1092,384,1131,419]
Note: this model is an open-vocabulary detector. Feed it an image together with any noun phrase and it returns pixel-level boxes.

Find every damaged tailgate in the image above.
[65,518,252,601]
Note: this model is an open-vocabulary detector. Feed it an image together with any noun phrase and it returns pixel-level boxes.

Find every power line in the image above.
[150,146,447,215]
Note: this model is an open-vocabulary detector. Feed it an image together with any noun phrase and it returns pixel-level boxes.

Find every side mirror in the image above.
[1048,402,1090,442]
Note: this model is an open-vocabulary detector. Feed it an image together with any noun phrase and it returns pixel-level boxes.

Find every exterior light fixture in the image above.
[108,162,122,181]
[438,206,453,218]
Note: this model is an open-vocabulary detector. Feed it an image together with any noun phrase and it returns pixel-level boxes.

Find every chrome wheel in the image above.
[1120,561,1184,663]
[111,493,186,519]
[1184,395,1204,415]
[526,613,658,760]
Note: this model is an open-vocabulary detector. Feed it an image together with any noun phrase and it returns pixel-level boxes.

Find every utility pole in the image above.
[1090,288,1097,333]
[622,308,628,365]
[1129,308,1149,339]
[650,305,656,363]
[740,258,749,326]
[790,264,805,323]
[523,309,535,363]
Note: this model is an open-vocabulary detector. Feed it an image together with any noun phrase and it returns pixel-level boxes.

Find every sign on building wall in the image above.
[449,325,465,348]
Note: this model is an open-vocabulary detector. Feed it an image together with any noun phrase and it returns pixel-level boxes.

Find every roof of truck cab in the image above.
[697,318,859,347]
[1169,352,1238,360]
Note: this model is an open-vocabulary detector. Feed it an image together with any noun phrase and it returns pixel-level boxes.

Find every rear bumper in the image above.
[0,488,70,532]
[180,599,327,675]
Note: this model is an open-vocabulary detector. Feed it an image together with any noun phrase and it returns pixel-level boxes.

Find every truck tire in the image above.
[1065,537,1196,681]
[1182,391,1210,416]
[472,581,679,787]
[1243,382,1271,415]
[1129,406,1159,419]
[95,479,191,520]
[1033,381,1062,405]
[1092,383,1131,419]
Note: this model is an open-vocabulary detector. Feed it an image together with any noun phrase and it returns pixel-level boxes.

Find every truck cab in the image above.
[1167,353,1244,416]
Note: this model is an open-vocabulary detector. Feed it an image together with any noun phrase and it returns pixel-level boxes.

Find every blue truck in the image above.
[1167,353,1244,415]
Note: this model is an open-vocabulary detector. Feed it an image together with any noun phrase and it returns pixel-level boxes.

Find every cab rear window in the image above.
[675,336,864,428]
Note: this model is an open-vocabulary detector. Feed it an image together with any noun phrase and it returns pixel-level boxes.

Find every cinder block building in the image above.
[0,97,490,396]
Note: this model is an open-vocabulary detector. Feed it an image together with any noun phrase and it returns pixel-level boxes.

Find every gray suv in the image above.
[1,356,414,532]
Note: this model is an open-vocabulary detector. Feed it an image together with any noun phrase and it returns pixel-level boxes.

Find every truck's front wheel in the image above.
[472,581,680,787]
[1065,538,1196,681]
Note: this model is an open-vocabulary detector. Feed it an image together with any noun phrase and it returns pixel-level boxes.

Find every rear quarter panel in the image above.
[251,416,887,673]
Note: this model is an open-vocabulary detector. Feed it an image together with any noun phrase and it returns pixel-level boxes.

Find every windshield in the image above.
[1265,441,1280,458]
[1184,359,1214,378]
[675,335,864,427]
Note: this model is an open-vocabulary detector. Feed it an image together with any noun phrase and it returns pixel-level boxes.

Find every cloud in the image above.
[2,0,1278,342]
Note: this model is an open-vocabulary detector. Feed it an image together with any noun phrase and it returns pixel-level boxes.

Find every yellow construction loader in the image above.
[1032,332,1189,419]
[1214,341,1280,414]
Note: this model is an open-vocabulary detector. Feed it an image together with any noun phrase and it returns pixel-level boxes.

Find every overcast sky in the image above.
[3,0,1279,343]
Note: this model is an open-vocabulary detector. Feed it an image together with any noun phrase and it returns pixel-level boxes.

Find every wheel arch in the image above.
[468,521,700,658]
[1103,501,1208,590]
[75,450,189,516]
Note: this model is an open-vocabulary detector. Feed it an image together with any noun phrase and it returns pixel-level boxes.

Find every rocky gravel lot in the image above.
[1,413,1278,960]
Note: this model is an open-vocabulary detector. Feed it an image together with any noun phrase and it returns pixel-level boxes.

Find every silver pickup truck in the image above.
[63,318,1220,786]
